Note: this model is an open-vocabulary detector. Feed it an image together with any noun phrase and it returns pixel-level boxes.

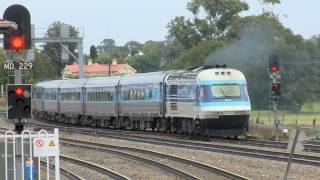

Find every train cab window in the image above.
[211,84,240,98]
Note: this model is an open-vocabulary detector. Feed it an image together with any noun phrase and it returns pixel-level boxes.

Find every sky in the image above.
[1,0,320,53]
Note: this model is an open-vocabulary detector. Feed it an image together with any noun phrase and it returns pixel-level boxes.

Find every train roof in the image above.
[59,79,88,89]
[42,80,64,89]
[84,76,120,88]
[33,81,49,88]
[119,71,168,85]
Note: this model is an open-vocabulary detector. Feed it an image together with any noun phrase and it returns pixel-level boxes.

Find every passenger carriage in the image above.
[31,81,47,118]
[58,79,87,124]
[118,72,167,130]
[83,77,120,127]
[41,80,64,121]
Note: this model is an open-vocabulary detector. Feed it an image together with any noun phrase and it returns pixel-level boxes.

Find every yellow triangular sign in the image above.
[48,140,55,147]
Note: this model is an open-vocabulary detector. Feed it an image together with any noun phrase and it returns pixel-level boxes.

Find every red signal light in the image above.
[272,83,279,88]
[15,87,24,96]
[271,65,279,72]
[11,35,24,50]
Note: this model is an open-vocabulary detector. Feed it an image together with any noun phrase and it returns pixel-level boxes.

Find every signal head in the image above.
[10,35,24,50]
[15,87,24,96]
[271,65,279,72]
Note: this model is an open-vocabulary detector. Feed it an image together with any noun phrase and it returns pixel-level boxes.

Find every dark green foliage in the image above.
[168,40,223,69]
[31,52,57,81]
[168,0,249,48]
[89,45,97,61]
[0,49,8,85]
[132,41,165,73]
[262,0,281,5]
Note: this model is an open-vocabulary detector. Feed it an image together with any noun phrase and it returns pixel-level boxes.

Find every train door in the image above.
[81,87,86,115]
[57,88,61,113]
[167,84,178,115]
[41,88,44,111]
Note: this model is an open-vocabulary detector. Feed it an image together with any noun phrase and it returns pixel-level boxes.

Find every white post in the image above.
[38,130,49,180]
[5,131,16,180]
[54,128,60,180]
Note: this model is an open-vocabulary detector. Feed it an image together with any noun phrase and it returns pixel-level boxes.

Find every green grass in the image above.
[250,110,320,126]
[0,106,6,113]
[301,102,320,112]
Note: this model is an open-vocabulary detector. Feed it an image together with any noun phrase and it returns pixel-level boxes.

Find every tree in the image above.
[168,0,249,48]
[162,37,186,68]
[132,41,165,73]
[32,51,57,81]
[0,49,8,85]
[168,40,223,69]
[124,41,143,63]
[97,38,116,53]
[89,45,97,62]
[261,0,281,5]
[41,21,80,73]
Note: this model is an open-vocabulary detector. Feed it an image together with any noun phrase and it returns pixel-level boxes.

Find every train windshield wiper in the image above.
[219,88,231,98]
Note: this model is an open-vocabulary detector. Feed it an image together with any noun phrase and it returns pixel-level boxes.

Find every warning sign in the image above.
[33,137,59,157]
[48,140,55,147]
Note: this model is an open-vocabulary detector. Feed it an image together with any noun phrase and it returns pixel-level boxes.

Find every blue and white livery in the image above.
[32,66,251,137]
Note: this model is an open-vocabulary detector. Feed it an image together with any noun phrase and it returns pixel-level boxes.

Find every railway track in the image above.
[2,113,318,152]
[26,121,320,166]
[60,155,130,180]
[41,161,84,180]
[26,119,320,153]
[29,122,288,149]
[62,137,249,180]
[0,128,129,179]
[303,139,320,152]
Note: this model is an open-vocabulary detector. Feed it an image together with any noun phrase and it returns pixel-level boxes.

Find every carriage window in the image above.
[45,91,56,100]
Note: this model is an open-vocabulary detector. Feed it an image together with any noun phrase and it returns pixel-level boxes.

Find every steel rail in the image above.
[62,137,250,180]
[60,155,131,180]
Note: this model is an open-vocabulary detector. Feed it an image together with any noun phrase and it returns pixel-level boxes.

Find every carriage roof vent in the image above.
[215,64,226,68]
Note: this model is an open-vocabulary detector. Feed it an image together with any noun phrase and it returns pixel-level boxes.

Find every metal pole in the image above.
[78,40,84,79]
[108,63,111,77]
[283,129,300,180]
[14,52,23,180]
[273,99,280,142]
[14,70,22,84]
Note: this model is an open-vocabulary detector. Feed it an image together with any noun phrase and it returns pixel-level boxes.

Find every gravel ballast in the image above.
[61,132,320,180]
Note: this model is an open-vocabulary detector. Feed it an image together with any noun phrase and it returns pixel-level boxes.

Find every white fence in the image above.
[1,129,60,180]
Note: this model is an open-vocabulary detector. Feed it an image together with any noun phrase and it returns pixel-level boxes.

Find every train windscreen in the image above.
[211,84,241,98]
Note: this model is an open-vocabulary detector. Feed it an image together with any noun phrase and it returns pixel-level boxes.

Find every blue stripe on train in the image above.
[198,101,250,107]
[197,80,246,85]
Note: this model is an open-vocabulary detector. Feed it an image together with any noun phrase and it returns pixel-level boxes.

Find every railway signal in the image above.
[270,56,279,72]
[271,82,281,96]
[7,84,32,120]
[3,4,31,51]
[269,55,281,99]
[269,54,281,142]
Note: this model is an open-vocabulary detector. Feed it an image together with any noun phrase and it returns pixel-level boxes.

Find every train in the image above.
[32,66,251,137]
